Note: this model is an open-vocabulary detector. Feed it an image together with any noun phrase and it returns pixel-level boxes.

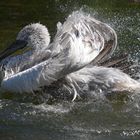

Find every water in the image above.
[0,0,140,140]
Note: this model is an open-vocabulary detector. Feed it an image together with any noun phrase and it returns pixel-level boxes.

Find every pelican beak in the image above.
[0,40,27,61]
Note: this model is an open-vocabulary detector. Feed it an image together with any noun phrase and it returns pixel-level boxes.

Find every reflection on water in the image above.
[0,0,140,140]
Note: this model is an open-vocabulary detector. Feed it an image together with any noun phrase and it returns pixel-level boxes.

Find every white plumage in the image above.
[0,11,140,100]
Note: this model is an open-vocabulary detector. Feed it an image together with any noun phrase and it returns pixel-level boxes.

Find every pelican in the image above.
[0,11,140,101]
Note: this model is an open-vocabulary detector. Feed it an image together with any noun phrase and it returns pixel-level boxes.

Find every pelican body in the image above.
[0,11,140,101]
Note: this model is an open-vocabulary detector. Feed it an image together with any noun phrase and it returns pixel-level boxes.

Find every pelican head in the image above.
[0,23,50,61]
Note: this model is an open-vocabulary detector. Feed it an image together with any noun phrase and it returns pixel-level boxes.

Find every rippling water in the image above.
[0,0,140,140]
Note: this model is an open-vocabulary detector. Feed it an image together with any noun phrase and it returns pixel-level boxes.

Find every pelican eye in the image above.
[74,30,79,37]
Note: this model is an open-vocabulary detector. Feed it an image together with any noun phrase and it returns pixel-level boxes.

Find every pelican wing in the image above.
[55,11,117,67]
[51,11,111,70]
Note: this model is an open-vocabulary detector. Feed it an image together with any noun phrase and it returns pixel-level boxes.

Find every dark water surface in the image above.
[0,0,140,140]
